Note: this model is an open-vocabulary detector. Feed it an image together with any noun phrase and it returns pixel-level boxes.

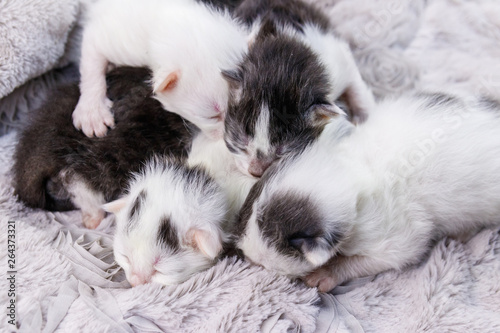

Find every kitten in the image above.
[104,132,256,287]
[236,93,500,292]
[13,67,194,229]
[223,0,375,177]
[103,157,229,286]
[73,0,247,139]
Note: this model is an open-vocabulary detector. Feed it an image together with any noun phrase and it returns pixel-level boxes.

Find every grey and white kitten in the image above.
[104,156,230,286]
[13,67,194,229]
[105,132,257,287]
[236,93,500,292]
[222,0,375,177]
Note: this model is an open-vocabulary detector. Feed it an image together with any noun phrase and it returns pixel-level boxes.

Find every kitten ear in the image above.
[155,71,180,93]
[187,228,223,259]
[308,104,347,128]
[102,196,128,214]
[221,69,242,90]
[289,234,337,267]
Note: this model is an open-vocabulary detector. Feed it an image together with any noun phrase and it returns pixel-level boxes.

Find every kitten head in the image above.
[104,157,229,286]
[222,35,344,178]
[152,68,229,140]
[150,6,249,140]
[235,131,356,278]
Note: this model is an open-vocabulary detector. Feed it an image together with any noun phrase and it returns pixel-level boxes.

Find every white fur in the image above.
[252,104,272,156]
[233,104,274,177]
[109,158,229,287]
[187,133,258,217]
[74,0,248,138]
[64,172,106,229]
[238,93,500,291]
[109,133,256,287]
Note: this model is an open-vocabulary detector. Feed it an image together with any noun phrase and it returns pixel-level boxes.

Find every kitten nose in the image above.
[248,158,274,178]
[128,272,151,287]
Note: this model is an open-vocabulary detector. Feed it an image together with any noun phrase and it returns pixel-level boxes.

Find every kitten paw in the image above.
[82,209,105,229]
[73,98,114,137]
[305,268,338,293]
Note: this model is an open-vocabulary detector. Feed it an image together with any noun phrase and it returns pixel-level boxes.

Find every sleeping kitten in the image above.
[103,157,229,286]
[104,133,256,287]
[13,67,194,229]
[236,93,500,292]
[73,0,247,139]
[223,0,375,177]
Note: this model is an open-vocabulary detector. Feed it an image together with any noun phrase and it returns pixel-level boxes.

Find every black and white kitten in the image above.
[236,93,500,292]
[103,156,231,286]
[223,0,375,177]
[13,67,194,229]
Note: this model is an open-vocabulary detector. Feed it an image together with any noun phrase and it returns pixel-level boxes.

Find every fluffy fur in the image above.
[105,132,256,287]
[236,93,500,292]
[104,121,256,287]
[73,0,248,139]
[105,157,229,286]
[187,133,258,216]
[13,67,193,229]
[223,0,375,177]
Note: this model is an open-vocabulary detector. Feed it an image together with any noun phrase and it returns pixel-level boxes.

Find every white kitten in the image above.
[236,93,500,292]
[104,157,229,286]
[74,0,247,139]
[105,133,256,287]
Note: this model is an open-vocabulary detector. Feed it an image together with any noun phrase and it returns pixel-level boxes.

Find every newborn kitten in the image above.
[13,67,194,229]
[236,93,500,292]
[105,133,256,287]
[104,157,229,286]
[223,0,375,177]
[73,0,247,139]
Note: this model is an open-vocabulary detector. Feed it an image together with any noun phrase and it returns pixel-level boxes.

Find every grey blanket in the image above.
[1,0,500,332]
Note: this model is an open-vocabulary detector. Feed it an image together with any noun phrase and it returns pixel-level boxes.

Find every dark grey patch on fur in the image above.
[477,96,500,113]
[198,0,243,11]
[417,92,461,109]
[234,0,330,34]
[233,176,267,239]
[157,216,180,252]
[45,173,74,211]
[223,0,336,177]
[128,190,147,231]
[183,165,218,197]
[13,67,196,211]
[258,193,328,259]
[224,34,332,170]
[159,159,220,200]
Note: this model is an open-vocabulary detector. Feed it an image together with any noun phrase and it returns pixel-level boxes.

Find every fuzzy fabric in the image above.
[0,0,80,99]
[1,0,500,332]
[0,0,85,135]
[0,132,320,332]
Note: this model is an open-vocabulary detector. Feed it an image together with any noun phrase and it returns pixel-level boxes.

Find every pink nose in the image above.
[248,158,274,178]
[128,273,151,287]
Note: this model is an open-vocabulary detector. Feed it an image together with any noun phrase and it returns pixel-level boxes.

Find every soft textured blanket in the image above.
[1,0,500,332]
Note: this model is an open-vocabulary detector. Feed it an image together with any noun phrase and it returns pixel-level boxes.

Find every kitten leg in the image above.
[72,32,114,137]
[65,174,106,229]
[305,244,428,293]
